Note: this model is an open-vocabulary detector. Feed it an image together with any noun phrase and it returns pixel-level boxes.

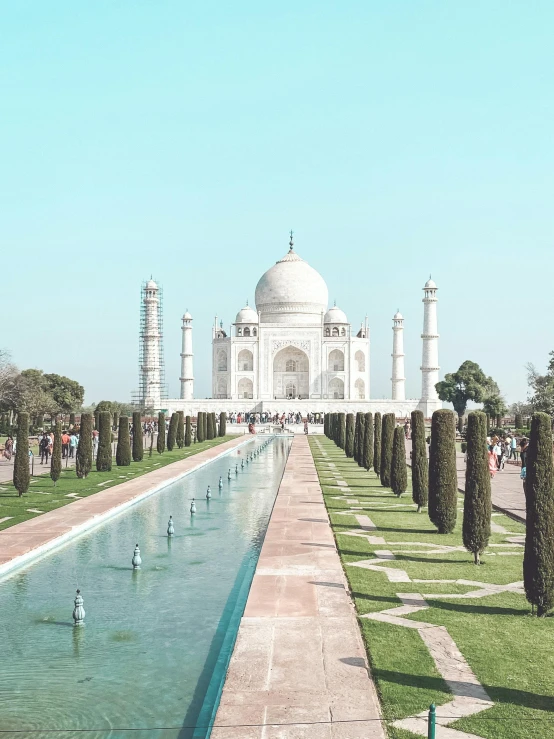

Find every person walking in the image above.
[61,430,70,459]
[3,435,14,462]
[39,433,50,465]
[488,446,498,478]
[69,432,78,459]
[511,435,518,461]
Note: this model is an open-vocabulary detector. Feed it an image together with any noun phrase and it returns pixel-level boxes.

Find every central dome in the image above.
[255,246,329,324]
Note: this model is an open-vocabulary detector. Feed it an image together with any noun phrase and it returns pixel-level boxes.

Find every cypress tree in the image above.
[132,412,144,462]
[76,413,93,478]
[157,412,166,454]
[96,411,112,472]
[176,411,185,448]
[411,410,428,512]
[524,412,554,616]
[363,412,373,471]
[324,414,329,438]
[167,412,178,451]
[50,421,62,485]
[345,413,355,457]
[206,412,214,440]
[219,411,227,437]
[337,413,346,450]
[197,412,205,442]
[357,413,366,467]
[116,416,132,466]
[13,411,30,496]
[112,411,119,432]
[353,413,361,463]
[373,412,382,477]
[380,414,395,488]
[428,409,458,534]
[515,412,523,430]
[185,415,192,447]
[69,412,76,428]
[391,426,407,497]
[94,410,99,430]
[463,411,491,564]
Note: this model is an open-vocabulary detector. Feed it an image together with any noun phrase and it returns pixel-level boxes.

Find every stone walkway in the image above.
[0,435,247,576]
[212,436,385,739]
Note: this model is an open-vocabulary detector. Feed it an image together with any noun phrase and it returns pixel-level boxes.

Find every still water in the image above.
[0,436,291,739]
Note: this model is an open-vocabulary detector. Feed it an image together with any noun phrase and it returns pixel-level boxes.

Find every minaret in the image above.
[391,310,405,400]
[142,279,162,408]
[180,311,194,400]
[421,277,439,403]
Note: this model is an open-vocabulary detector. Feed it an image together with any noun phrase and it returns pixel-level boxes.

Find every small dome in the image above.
[394,310,403,320]
[324,305,348,323]
[146,279,158,290]
[424,278,437,289]
[182,311,192,320]
[235,305,259,324]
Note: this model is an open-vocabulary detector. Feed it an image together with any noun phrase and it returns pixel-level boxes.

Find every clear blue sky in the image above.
[2,1,553,404]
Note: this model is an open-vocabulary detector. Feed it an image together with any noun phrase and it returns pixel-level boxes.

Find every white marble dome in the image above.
[255,247,329,324]
[425,278,437,289]
[324,305,348,324]
[235,305,258,324]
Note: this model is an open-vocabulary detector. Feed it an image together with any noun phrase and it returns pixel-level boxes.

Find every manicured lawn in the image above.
[308,436,554,739]
[0,436,234,531]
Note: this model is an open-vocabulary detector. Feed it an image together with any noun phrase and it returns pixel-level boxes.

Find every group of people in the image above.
[227,411,324,425]
[487,433,524,478]
[38,430,80,464]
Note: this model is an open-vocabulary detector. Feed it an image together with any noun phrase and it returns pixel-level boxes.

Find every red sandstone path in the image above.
[212,435,385,739]
[0,435,247,573]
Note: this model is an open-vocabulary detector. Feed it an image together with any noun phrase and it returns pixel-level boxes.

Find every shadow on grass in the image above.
[351,592,399,606]
[377,526,434,535]
[427,599,527,617]
[373,669,554,713]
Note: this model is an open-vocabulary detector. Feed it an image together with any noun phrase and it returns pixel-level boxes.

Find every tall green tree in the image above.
[50,421,62,485]
[337,413,346,450]
[132,412,143,462]
[463,411,491,564]
[345,413,355,457]
[176,411,185,448]
[206,412,213,440]
[363,412,373,471]
[527,352,554,418]
[69,412,76,428]
[167,412,178,451]
[76,413,93,478]
[435,360,497,425]
[157,412,166,453]
[324,414,329,438]
[116,416,131,466]
[482,393,508,427]
[524,412,554,616]
[13,411,30,496]
[373,412,382,477]
[515,412,523,430]
[411,410,428,513]
[380,414,395,488]
[391,426,407,497]
[219,411,227,437]
[357,413,366,467]
[112,411,119,432]
[428,409,457,534]
[185,415,192,446]
[196,412,205,442]
[353,412,361,463]
[96,411,112,472]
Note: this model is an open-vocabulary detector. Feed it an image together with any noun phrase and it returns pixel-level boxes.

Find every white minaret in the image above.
[421,277,439,403]
[180,311,194,400]
[142,279,162,408]
[391,310,405,400]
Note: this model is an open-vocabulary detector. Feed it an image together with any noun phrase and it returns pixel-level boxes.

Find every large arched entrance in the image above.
[273,346,309,399]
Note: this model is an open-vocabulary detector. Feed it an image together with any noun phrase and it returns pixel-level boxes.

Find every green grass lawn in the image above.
[0,436,235,532]
[308,436,554,739]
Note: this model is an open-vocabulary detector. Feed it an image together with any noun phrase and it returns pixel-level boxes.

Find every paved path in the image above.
[212,435,385,739]
[0,435,247,575]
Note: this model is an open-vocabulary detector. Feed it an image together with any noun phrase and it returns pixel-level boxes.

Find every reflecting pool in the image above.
[0,436,291,738]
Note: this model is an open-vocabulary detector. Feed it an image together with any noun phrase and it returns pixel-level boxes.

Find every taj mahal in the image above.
[140,235,442,418]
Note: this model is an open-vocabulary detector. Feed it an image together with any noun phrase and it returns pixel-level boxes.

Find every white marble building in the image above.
[162,237,442,419]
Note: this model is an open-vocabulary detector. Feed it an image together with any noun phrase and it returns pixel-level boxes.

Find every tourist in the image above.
[493,439,503,470]
[61,430,70,459]
[39,433,50,465]
[511,435,518,461]
[488,446,497,478]
[519,438,528,468]
[92,428,99,458]
[69,432,78,458]
[3,435,14,462]
[304,420,309,435]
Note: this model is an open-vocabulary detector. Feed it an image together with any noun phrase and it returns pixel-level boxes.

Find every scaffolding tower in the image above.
[132,279,168,410]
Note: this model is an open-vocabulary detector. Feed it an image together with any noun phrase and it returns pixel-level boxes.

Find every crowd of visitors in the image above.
[227,411,324,425]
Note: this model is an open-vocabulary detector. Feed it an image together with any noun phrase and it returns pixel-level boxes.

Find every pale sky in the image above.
[2,1,553,404]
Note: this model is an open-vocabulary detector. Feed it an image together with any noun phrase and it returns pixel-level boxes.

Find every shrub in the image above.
[380,414,395,488]
[197,412,206,443]
[185,415,192,447]
[157,412,166,454]
[337,413,346,450]
[363,412,373,471]
[76,413,93,478]
[345,413,355,457]
[411,410,428,512]
[391,426,407,497]
[524,412,554,616]
[463,411,491,564]
[428,409,457,534]
[116,416,132,466]
[13,412,30,496]
[176,411,185,448]
[96,411,112,472]
[132,412,144,462]
[167,412,178,451]
[219,411,227,437]
[50,422,62,485]
[373,412,382,477]
[515,413,523,430]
